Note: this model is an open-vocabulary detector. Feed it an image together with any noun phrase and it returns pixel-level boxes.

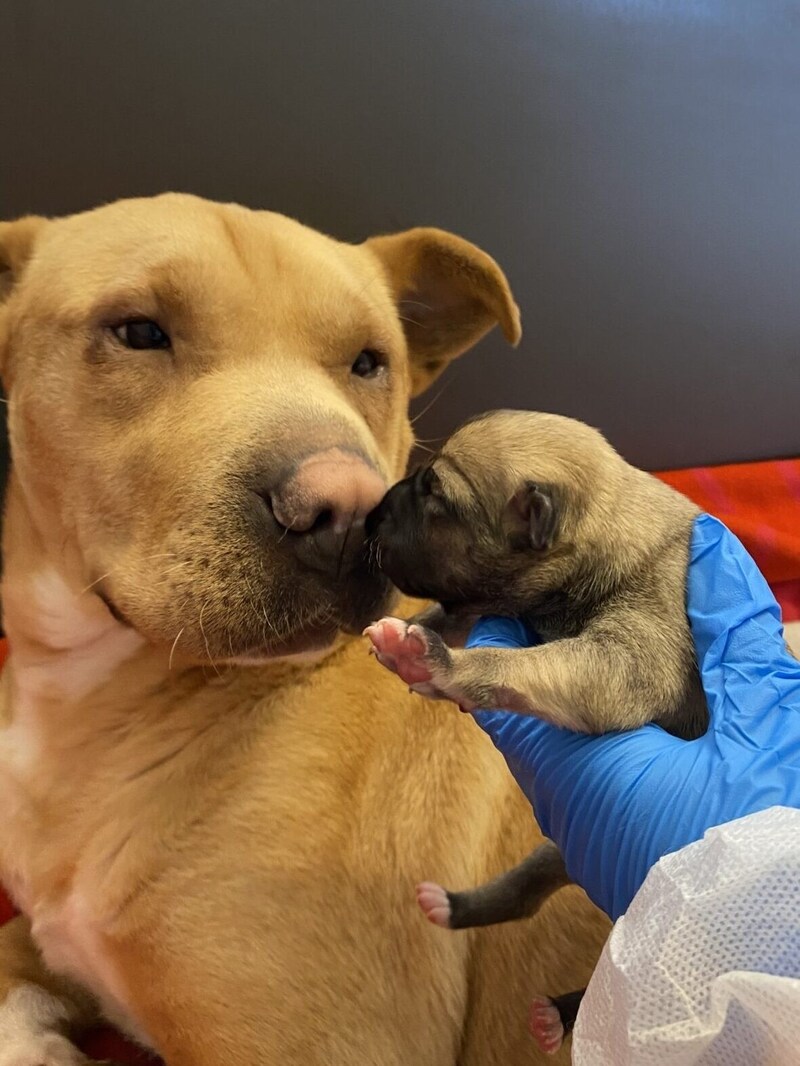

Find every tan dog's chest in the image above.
[0,707,151,1043]
[0,616,199,1046]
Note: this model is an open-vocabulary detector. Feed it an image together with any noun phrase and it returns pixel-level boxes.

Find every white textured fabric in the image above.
[572,807,800,1065]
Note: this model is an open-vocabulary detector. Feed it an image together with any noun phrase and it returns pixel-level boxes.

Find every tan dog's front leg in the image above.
[0,917,100,1066]
[367,615,665,731]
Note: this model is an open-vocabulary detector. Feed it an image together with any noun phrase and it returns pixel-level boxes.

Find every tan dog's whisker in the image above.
[80,553,179,596]
[168,627,186,671]
[158,560,191,578]
[198,601,222,678]
[80,571,115,596]
[399,298,434,313]
[277,519,296,545]
[398,314,424,329]
[410,379,454,427]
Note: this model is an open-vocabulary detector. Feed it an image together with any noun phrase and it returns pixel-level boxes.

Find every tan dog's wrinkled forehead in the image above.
[11,197,400,385]
[0,193,520,662]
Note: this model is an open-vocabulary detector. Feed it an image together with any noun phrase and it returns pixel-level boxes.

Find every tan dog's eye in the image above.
[111,319,171,351]
[351,349,384,378]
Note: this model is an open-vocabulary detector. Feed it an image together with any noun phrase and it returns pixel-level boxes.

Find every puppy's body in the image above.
[0,198,609,1066]
[367,410,706,1052]
[368,410,706,738]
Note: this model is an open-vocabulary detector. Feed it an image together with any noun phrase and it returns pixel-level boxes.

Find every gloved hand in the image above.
[470,513,800,921]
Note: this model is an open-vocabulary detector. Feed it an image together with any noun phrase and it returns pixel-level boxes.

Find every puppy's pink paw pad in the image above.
[364,617,408,656]
[365,619,435,686]
[416,881,452,928]
[528,995,565,1056]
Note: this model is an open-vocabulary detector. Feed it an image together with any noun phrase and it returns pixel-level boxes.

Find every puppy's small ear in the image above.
[364,227,521,397]
[509,482,560,552]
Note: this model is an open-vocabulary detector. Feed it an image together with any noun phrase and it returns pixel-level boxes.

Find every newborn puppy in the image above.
[364,410,707,1053]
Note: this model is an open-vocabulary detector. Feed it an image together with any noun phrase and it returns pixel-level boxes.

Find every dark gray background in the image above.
[2,0,798,472]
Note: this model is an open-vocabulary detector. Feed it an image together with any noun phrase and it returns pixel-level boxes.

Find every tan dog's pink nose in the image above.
[269,449,387,577]
[271,449,387,533]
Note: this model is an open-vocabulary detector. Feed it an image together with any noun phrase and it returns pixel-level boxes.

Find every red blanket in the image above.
[656,457,800,621]
[0,455,796,1059]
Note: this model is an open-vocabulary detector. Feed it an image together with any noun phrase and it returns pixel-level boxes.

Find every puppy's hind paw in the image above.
[528,995,565,1056]
[415,881,453,928]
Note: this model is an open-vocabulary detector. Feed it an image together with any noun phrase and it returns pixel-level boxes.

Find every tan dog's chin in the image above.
[224,622,342,664]
[100,561,393,663]
[125,611,345,666]
[228,632,346,668]
[99,579,346,665]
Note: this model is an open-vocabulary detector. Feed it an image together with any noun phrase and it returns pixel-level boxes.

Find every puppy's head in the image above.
[367,411,630,614]
[0,196,520,661]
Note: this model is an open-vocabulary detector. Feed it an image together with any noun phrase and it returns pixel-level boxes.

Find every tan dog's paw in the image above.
[528,995,565,1056]
[415,881,453,928]
[0,1031,95,1066]
[365,619,456,698]
[0,986,105,1066]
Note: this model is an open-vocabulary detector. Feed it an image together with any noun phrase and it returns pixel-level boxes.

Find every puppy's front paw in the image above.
[364,619,454,694]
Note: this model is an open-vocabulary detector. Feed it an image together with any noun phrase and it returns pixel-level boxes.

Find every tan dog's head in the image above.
[0,194,519,660]
[366,410,650,615]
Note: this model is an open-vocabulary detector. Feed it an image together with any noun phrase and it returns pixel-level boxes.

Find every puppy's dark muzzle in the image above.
[365,478,428,590]
[365,477,416,540]
[365,493,395,540]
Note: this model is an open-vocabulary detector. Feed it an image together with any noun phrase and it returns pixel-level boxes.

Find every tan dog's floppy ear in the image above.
[0,216,47,372]
[365,227,521,396]
[0,216,47,300]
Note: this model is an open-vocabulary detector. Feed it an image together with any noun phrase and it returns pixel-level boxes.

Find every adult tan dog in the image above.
[0,194,608,1066]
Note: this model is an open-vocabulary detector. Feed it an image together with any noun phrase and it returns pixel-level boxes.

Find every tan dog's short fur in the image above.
[0,195,608,1066]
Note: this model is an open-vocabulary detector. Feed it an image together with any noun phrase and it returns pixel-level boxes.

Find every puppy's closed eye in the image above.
[414,464,444,499]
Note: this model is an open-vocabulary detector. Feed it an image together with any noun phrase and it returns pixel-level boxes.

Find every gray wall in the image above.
[2,0,799,471]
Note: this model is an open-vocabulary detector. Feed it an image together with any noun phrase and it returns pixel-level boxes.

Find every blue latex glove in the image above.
[470,514,800,921]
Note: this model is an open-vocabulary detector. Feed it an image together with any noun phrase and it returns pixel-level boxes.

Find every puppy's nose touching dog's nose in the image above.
[268,448,387,574]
